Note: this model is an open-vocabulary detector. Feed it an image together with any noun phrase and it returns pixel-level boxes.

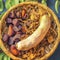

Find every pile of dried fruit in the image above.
[2,3,58,60]
[0,0,59,60]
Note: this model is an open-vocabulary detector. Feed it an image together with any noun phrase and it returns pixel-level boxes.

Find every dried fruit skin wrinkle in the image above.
[16,15,51,51]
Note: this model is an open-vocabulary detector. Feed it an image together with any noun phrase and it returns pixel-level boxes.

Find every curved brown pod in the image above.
[16,14,51,51]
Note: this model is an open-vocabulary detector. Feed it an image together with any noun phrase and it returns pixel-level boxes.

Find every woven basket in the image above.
[0,2,60,60]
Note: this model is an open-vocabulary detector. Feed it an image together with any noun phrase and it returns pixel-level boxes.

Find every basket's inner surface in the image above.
[1,4,58,60]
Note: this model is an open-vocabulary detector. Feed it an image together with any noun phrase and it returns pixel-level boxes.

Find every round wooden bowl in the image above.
[0,2,60,60]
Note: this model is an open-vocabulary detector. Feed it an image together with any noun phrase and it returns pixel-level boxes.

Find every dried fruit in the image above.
[12,19,18,26]
[2,34,9,42]
[6,18,12,24]
[21,9,28,20]
[17,24,22,30]
[12,33,20,41]
[8,25,13,36]
[8,37,14,45]
[47,36,54,43]
[21,26,27,33]
[22,9,26,17]
[10,45,19,55]
[8,37,20,45]
[9,11,15,18]
[13,26,19,32]
[16,11,21,18]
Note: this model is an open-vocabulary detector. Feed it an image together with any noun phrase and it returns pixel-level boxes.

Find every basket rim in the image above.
[0,2,60,60]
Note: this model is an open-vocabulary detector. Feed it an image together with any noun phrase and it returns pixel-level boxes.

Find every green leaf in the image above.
[5,0,11,9]
[55,0,59,13]
[25,0,37,2]
[19,0,25,2]
[7,57,10,60]
[10,0,19,6]
[5,0,19,9]
[3,55,8,60]
[0,53,5,60]
[41,0,47,6]
[14,0,19,4]
[0,11,5,19]
[0,0,4,12]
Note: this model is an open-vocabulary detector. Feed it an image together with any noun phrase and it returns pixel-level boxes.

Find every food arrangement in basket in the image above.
[0,2,60,60]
